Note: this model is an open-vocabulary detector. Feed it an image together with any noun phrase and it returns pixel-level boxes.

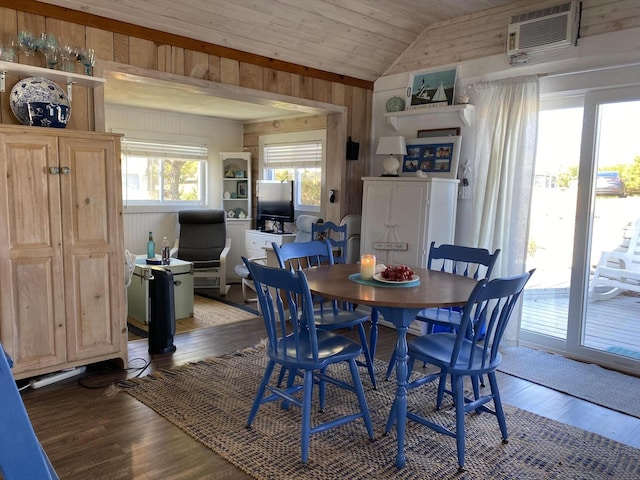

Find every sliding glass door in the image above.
[521,85,640,375]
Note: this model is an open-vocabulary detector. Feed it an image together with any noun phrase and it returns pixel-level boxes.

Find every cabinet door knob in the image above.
[49,167,60,175]
[60,166,71,175]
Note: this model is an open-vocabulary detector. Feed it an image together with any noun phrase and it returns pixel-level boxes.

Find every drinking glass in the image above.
[18,31,37,57]
[33,34,59,68]
[41,43,59,69]
[59,44,76,72]
[76,47,95,76]
[0,43,15,62]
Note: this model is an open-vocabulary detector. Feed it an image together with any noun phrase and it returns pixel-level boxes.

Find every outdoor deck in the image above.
[522,288,640,357]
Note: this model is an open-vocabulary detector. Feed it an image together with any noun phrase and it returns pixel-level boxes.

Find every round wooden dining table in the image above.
[302,263,478,469]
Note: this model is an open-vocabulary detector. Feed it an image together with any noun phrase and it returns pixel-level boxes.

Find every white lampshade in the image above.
[376,136,407,156]
[376,136,407,176]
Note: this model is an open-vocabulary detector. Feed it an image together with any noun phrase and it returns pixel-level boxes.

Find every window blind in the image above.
[263,142,322,168]
[121,139,208,160]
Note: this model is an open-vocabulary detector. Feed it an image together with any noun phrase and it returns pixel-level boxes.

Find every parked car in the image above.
[596,173,627,197]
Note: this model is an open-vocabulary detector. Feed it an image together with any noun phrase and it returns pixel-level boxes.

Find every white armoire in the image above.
[360,177,459,270]
[360,176,459,335]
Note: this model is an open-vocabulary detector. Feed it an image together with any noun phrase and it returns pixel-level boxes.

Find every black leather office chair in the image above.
[175,209,231,295]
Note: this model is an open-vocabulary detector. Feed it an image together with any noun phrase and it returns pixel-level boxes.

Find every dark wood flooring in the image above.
[18,285,640,479]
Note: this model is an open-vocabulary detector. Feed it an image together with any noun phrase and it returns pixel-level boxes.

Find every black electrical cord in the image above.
[76,356,152,389]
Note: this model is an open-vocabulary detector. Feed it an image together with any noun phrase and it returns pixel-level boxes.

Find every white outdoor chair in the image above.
[590,218,640,301]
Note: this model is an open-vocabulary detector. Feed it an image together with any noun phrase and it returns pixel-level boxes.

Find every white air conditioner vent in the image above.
[507,1,580,57]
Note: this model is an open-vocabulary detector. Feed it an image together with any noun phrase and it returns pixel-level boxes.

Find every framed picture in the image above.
[401,136,462,179]
[417,127,460,138]
[406,66,457,110]
[236,180,248,198]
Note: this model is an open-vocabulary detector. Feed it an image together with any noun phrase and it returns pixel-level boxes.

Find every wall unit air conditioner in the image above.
[507,1,580,57]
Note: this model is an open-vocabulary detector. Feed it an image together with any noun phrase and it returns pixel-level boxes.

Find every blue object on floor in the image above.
[386,269,534,471]
[273,239,377,389]
[385,242,501,383]
[0,343,59,479]
[311,221,348,263]
[242,257,374,464]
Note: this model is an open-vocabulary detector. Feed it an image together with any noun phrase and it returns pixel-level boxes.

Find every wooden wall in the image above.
[3,1,637,220]
[387,0,640,75]
[0,1,372,221]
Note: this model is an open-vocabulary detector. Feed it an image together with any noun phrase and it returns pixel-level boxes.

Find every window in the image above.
[262,139,323,211]
[121,139,207,208]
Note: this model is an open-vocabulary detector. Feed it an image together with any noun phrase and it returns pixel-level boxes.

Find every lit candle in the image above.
[360,254,376,280]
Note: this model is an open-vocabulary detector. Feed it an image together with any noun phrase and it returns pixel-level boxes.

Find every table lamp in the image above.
[376,136,407,176]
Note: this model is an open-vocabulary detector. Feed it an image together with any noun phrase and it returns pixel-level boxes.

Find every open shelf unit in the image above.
[221,152,251,221]
[220,152,252,281]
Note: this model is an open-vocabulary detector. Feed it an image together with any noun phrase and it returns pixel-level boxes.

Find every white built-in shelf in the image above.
[383,104,475,130]
[0,60,105,100]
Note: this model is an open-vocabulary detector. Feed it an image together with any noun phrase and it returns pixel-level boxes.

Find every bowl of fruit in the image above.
[374,264,419,284]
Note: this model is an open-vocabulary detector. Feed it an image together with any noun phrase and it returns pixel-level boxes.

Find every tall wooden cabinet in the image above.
[360,177,459,269]
[0,126,127,380]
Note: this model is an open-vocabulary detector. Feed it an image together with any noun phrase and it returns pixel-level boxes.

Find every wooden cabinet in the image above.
[0,126,126,380]
[221,152,252,281]
[360,177,458,269]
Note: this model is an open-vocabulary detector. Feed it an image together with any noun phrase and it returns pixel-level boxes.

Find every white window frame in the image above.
[121,139,208,212]
[259,130,326,213]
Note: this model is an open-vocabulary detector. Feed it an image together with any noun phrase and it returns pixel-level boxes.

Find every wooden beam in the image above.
[4,0,373,90]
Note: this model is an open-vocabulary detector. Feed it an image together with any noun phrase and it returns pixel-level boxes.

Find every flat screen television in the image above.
[256,180,294,233]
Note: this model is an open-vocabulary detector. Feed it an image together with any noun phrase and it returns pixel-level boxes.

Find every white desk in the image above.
[127,257,194,323]
[245,230,297,263]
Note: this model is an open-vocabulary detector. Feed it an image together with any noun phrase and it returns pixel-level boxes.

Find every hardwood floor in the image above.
[18,285,640,479]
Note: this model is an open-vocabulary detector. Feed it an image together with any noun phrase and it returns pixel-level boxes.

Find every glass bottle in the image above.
[161,236,171,265]
[146,231,155,259]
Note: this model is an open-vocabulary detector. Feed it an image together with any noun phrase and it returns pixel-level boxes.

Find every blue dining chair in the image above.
[273,239,377,389]
[311,221,348,264]
[420,242,501,331]
[385,269,534,471]
[0,344,59,479]
[385,242,500,381]
[242,257,374,464]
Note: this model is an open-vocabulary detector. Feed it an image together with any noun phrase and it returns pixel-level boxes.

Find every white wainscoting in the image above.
[123,212,180,256]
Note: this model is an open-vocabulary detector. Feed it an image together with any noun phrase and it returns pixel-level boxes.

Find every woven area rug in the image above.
[128,294,258,339]
[498,346,640,418]
[120,349,640,479]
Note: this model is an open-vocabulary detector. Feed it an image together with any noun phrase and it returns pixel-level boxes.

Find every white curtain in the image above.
[471,75,539,344]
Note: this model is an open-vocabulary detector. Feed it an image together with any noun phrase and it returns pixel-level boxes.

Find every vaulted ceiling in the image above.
[38,0,522,82]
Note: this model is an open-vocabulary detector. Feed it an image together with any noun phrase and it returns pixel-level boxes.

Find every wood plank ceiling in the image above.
[38,0,523,82]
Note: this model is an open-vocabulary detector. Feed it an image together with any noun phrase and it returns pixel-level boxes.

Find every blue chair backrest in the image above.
[0,344,59,479]
[454,270,534,370]
[311,221,348,264]
[242,257,319,362]
[427,242,500,280]
[273,239,335,271]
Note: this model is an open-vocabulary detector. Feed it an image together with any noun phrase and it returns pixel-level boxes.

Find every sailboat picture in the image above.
[407,67,457,109]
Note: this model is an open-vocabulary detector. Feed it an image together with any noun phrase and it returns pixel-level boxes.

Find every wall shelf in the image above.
[383,104,475,130]
[0,60,105,100]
